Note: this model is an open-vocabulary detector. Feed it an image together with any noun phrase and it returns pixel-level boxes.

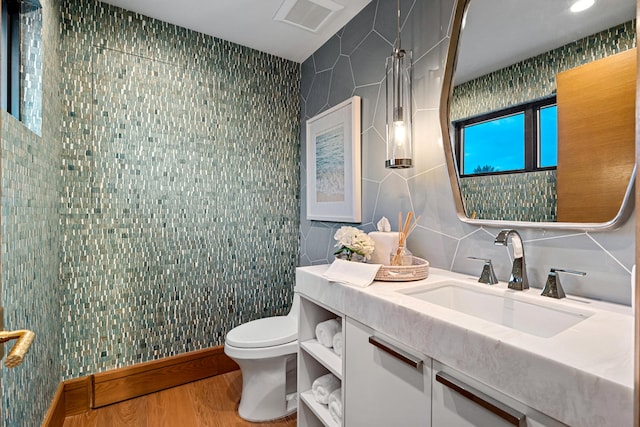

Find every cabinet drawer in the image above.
[345,317,431,426]
[432,361,566,427]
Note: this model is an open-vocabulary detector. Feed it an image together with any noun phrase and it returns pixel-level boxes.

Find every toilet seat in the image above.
[224,339,298,360]
[226,316,297,348]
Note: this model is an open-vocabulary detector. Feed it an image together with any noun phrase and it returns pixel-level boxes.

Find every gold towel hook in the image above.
[0,330,35,368]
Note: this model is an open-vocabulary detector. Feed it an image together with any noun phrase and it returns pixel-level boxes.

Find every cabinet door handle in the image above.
[436,372,526,427]
[368,336,423,369]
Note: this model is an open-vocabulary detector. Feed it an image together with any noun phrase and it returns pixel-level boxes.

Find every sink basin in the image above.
[399,281,594,338]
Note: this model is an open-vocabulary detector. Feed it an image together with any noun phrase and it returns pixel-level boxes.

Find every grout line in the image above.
[413,223,463,241]
[586,233,631,274]
[450,239,461,271]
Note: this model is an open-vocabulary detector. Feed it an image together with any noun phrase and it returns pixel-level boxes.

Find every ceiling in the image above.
[97,0,635,77]
[98,0,371,63]
[456,0,636,83]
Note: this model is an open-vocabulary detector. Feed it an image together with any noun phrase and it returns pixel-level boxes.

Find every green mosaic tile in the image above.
[1,0,63,426]
[59,0,300,379]
[460,171,557,222]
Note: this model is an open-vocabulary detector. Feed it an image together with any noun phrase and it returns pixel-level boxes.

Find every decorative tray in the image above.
[375,257,429,282]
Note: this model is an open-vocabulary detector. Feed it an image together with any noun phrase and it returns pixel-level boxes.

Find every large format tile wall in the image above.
[299,0,635,305]
[59,0,300,378]
[1,0,62,425]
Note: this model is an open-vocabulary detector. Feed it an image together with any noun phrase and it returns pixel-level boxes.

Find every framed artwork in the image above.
[306,96,361,222]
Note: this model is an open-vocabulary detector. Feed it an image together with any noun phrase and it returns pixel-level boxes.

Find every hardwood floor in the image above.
[63,370,297,427]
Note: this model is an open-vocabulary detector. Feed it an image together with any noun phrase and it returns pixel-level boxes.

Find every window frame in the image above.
[1,0,22,119]
[453,96,557,177]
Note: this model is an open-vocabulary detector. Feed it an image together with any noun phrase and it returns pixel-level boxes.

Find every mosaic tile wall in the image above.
[299,0,635,306]
[460,170,557,222]
[1,0,62,425]
[59,0,300,378]
[451,20,636,120]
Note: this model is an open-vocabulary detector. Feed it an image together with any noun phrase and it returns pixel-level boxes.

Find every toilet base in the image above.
[235,353,297,422]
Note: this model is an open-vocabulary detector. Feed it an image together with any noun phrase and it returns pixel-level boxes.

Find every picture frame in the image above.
[306,96,361,222]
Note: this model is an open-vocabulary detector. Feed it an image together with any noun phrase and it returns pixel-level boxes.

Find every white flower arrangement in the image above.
[333,226,375,261]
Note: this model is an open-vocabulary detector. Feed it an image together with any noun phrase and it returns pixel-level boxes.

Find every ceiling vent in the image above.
[274,0,344,33]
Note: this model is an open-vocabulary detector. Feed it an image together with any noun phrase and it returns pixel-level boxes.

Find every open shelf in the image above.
[300,390,340,427]
[300,339,342,379]
[298,295,344,427]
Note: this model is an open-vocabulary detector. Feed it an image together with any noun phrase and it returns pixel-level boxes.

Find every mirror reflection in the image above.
[447,0,636,225]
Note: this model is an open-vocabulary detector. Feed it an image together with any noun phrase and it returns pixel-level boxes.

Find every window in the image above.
[1,0,42,133]
[538,104,558,168]
[1,0,21,118]
[453,96,557,176]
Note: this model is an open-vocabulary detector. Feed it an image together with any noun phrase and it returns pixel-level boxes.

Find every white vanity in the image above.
[295,265,634,427]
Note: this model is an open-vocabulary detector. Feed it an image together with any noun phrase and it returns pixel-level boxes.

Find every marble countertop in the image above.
[295,265,634,427]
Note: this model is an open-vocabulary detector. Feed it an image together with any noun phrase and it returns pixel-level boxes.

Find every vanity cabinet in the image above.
[431,361,565,427]
[297,295,344,427]
[295,265,632,427]
[297,305,566,427]
[344,317,432,426]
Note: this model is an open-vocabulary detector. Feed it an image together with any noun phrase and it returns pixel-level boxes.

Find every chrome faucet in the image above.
[494,229,528,290]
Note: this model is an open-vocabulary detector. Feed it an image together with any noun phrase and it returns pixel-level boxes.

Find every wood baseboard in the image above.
[41,383,66,427]
[92,346,238,408]
[64,376,93,415]
[42,345,238,425]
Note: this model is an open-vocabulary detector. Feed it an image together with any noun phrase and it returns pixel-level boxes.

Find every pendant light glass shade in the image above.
[385,1,413,169]
[385,49,413,168]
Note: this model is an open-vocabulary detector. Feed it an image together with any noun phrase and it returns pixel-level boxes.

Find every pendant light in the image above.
[385,0,413,169]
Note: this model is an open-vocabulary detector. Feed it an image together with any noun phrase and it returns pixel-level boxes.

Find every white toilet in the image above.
[224,294,300,422]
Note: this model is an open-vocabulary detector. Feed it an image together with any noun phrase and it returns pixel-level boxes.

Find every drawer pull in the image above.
[368,336,422,369]
[436,372,526,427]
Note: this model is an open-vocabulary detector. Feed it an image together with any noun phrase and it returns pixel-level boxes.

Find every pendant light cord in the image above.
[396,0,401,52]
[394,0,403,118]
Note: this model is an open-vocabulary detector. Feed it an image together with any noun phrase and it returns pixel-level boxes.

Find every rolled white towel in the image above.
[332,331,343,357]
[315,318,341,347]
[311,373,340,404]
[328,388,342,423]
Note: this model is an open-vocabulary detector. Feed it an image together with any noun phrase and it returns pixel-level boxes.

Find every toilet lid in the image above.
[226,316,297,348]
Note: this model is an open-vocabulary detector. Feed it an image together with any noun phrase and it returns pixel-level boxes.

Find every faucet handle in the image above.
[468,257,498,285]
[541,268,586,299]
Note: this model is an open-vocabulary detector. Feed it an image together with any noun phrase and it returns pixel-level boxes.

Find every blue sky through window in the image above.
[539,105,558,167]
[463,113,525,174]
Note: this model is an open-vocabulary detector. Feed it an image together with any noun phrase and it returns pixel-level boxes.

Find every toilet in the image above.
[224,294,300,422]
